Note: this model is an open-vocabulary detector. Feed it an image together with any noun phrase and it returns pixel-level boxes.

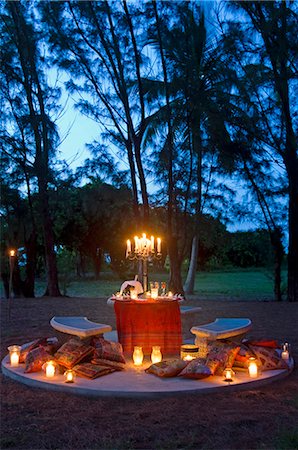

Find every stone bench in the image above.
[50,316,112,339]
[191,318,252,350]
[180,305,202,315]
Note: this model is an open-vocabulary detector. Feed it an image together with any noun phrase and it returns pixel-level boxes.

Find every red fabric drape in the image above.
[114,300,182,355]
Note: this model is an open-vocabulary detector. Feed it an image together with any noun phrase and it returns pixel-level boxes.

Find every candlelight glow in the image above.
[44,361,56,378]
[133,346,143,366]
[223,367,235,382]
[64,369,75,383]
[151,288,158,299]
[9,249,16,257]
[151,346,162,364]
[248,357,258,378]
[8,345,21,367]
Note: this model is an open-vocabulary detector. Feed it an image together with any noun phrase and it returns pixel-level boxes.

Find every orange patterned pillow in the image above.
[92,337,126,364]
[146,359,188,378]
[73,363,115,379]
[207,342,240,375]
[25,347,52,373]
[178,358,217,379]
[54,338,94,369]
[248,345,289,371]
[91,358,125,371]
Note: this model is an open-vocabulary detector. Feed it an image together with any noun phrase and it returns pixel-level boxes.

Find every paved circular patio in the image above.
[2,355,294,398]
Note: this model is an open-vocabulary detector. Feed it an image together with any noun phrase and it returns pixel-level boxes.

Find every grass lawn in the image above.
[32,268,286,300]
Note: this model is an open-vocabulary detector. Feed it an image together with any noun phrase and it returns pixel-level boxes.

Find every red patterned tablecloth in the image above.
[114,299,182,355]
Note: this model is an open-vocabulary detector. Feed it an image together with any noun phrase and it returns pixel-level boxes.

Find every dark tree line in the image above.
[0,0,297,301]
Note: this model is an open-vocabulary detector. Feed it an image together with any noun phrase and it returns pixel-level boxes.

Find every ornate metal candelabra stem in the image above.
[126,233,161,293]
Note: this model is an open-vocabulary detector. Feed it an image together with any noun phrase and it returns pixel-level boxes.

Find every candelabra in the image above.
[126,233,162,292]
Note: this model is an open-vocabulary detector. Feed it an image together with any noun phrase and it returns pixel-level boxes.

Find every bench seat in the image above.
[180,305,202,315]
[50,316,112,338]
[191,318,252,344]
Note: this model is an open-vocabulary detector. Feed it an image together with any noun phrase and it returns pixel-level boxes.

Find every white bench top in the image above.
[50,317,112,338]
[180,306,202,315]
[191,318,252,340]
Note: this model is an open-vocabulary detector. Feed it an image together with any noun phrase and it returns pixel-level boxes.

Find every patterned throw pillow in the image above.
[244,339,280,349]
[54,338,94,369]
[207,341,240,375]
[20,337,59,363]
[20,339,41,363]
[25,347,52,373]
[145,359,188,378]
[92,337,126,364]
[178,358,217,379]
[247,345,289,371]
[91,358,125,371]
[73,363,115,379]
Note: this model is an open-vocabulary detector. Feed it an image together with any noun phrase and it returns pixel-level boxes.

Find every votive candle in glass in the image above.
[133,346,144,366]
[64,369,75,383]
[8,345,21,367]
[248,357,258,378]
[44,361,56,378]
[151,346,162,364]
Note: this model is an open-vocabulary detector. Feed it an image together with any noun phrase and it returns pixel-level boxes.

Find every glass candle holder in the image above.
[64,369,75,383]
[8,345,21,367]
[133,346,144,366]
[150,288,159,299]
[248,357,258,378]
[151,346,162,364]
[43,360,56,378]
[223,367,235,382]
[180,344,199,361]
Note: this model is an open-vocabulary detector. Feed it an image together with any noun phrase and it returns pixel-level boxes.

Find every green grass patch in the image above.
[194,269,287,299]
[31,268,286,299]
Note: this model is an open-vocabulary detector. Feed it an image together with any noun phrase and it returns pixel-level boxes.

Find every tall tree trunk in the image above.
[38,179,61,296]
[270,229,284,302]
[184,120,202,294]
[168,237,184,294]
[184,235,199,294]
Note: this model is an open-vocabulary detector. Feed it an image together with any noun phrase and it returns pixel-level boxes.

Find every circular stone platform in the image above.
[1,355,294,398]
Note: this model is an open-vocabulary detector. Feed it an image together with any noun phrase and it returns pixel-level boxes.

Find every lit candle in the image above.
[45,361,56,378]
[126,239,131,256]
[157,237,161,254]
[151,288,158,299]
[223,367,235,382]
[248,357,258,378]
[9,249,16,257]
[8,345,21,367]
[133,346,143,366]
[64,369,75,383]
[183,354,195,362]
[151,236,154,252]
[168,291,173,298]
[151,346,162,364]
[134,236,139,252]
